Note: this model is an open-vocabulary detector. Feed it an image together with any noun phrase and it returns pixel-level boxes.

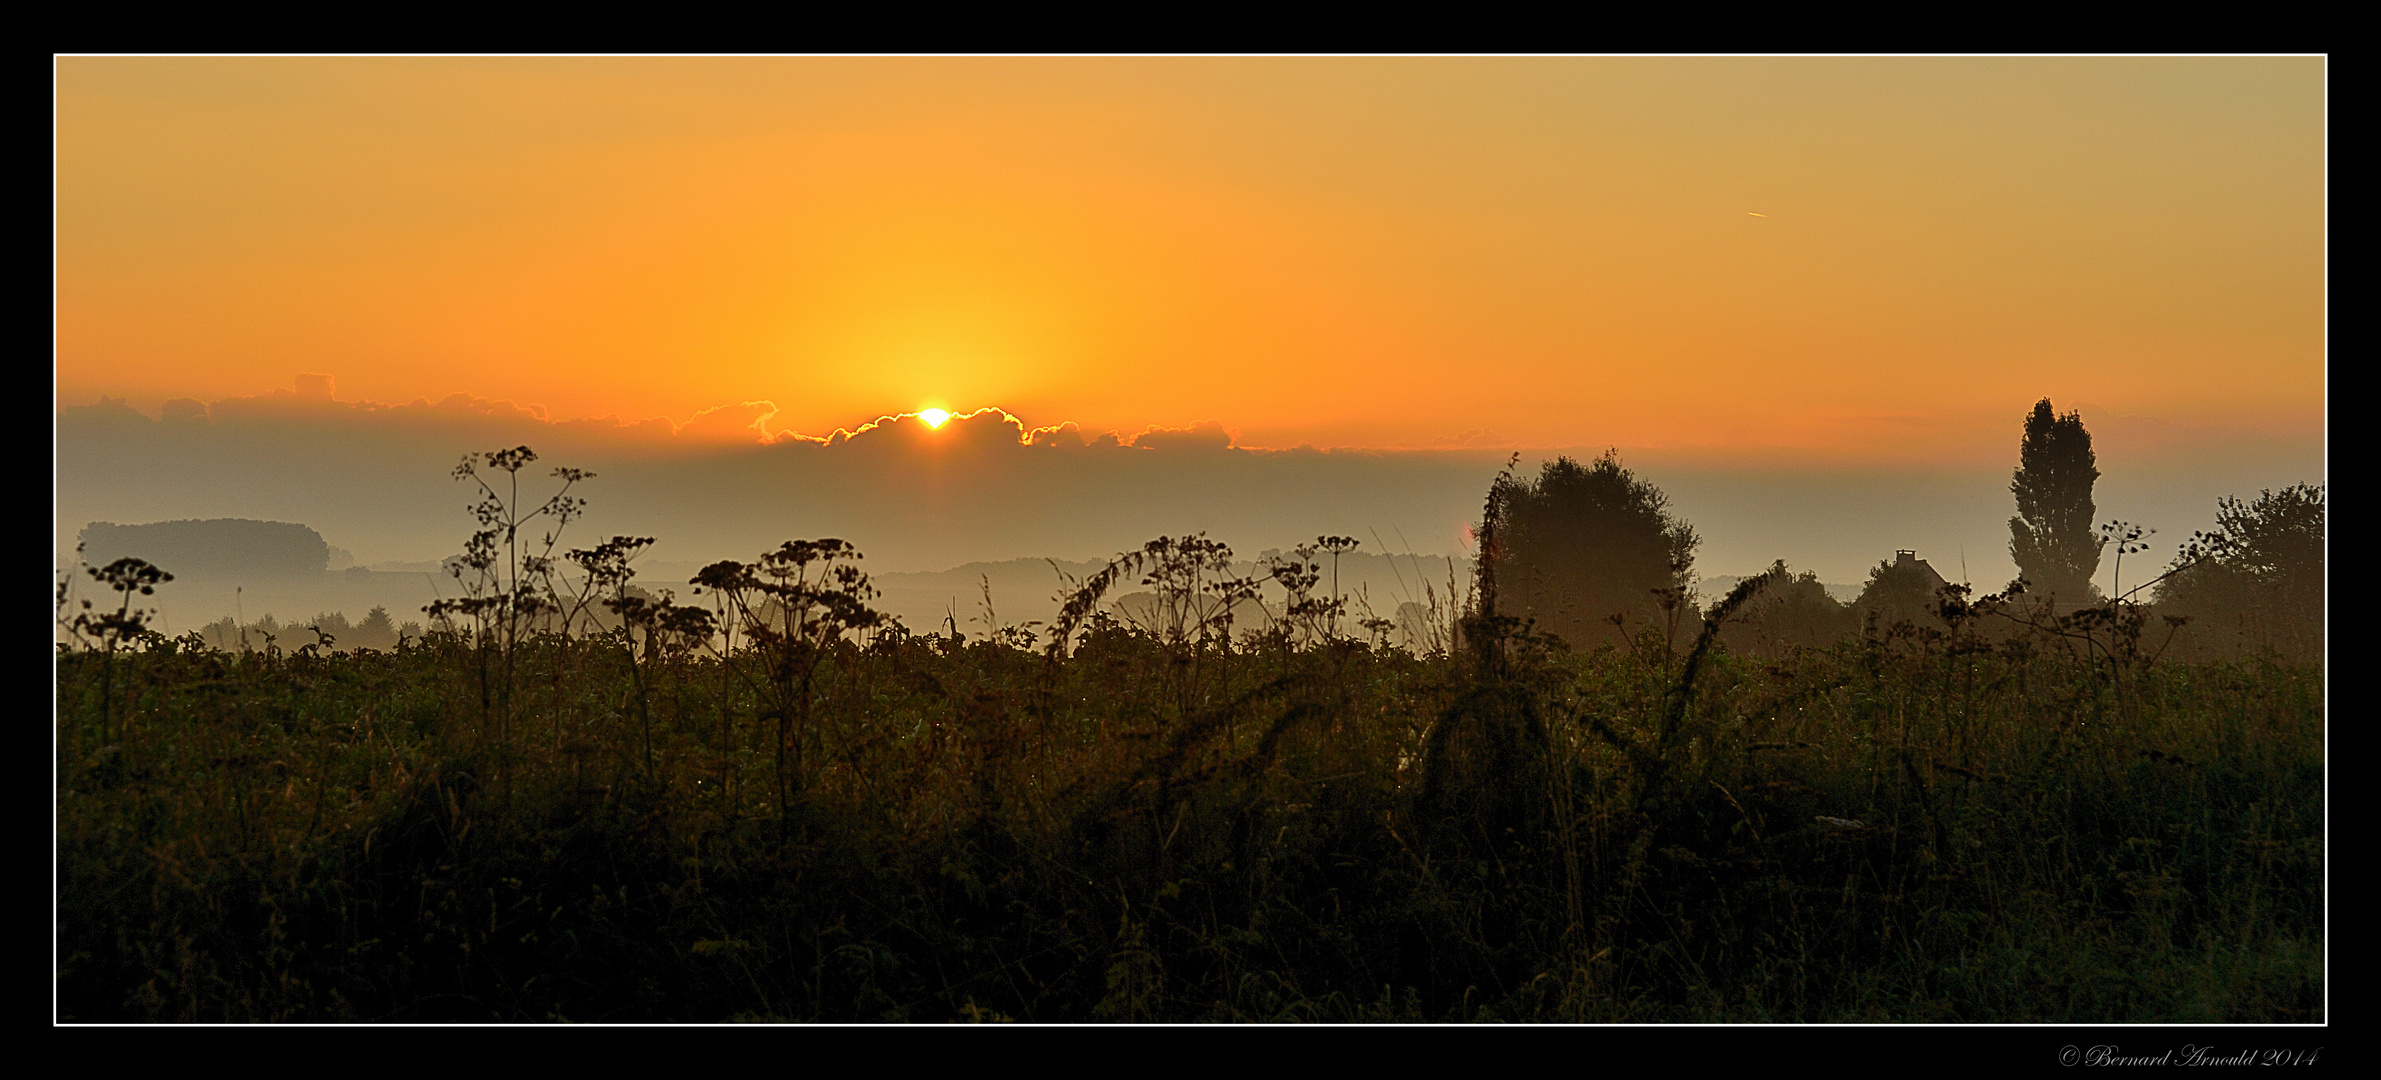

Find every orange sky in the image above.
[56,57,2324,460]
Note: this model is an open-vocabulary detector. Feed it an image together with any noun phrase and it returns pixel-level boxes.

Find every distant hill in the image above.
[78,519,330,578]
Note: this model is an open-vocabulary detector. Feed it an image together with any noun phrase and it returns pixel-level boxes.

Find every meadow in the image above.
[54,468,2323,1023]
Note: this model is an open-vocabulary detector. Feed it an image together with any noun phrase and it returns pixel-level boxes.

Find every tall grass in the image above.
[54,460,2321,1022]
[56,577,2320,1021]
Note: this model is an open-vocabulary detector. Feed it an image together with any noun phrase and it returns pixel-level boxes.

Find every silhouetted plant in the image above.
[64,555,172,741]
[561,535,653,636]
[565,535,670,774]
[1316,536,1360,639]
[2101,520,2155,602]
[424,446,593,800]
[1047,534,1268,729]
[1260,542,1332,645]
[690,539,884,837]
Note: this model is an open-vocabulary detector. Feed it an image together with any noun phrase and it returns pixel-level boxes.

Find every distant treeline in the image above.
[196,607,423,655]
[79,519,331,577]
[1475,406,2319,666]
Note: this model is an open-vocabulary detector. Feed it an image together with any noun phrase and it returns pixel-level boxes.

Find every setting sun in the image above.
[918,408,953,429]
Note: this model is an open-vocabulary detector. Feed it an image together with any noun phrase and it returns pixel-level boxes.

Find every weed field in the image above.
[55,556,2323,1021]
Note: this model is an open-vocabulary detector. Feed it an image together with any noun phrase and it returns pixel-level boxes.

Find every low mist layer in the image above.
[58,386,2320,634]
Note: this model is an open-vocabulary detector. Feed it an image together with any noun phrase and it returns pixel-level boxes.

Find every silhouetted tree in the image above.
[2153,483,2324,661]
[1719,560,1857,657]
[1854,552,1950,632]
[2008,398,2103,605]
[351,605,400,651]
[1479,450,1699,652]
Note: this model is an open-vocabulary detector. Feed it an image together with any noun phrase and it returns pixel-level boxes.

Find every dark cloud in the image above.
[1126,420,1233,452]
[55,390,1506,578]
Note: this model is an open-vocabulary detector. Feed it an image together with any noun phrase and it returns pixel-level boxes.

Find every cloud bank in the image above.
[56,386,1502,577]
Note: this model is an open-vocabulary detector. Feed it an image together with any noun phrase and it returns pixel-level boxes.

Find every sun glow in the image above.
[918,408,953,429]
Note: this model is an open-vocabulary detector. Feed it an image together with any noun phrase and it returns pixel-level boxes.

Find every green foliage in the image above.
[2009,399,2104,604]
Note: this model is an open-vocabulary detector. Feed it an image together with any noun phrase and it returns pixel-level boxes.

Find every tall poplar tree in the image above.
[2007,398,2103,603]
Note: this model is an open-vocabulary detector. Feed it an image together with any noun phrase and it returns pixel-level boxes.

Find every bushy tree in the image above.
[1478,450,1699,651]
[1718,560,1857,657]
[1854,556,1948,632]
[2008,398,2103,605]
[2154,483,2324,661]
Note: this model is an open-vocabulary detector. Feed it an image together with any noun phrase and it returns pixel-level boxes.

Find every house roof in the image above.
[1894,549,1949,592]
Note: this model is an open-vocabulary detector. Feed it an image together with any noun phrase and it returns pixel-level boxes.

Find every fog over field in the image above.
[52,58,2326,1024]
[57,385,2320,635]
